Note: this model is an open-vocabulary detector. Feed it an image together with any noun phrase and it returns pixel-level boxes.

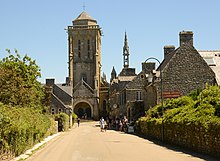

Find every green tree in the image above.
[0,49,44,108]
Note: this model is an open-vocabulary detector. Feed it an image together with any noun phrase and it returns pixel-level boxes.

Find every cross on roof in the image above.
[83,2,86,11]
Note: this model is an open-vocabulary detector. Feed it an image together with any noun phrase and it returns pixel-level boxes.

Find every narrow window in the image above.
[78,40,81,58]
[88,40,90,58]
[78,40,81,50]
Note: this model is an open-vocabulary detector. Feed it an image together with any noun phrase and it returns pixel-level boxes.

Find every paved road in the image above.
[27,121,217,161]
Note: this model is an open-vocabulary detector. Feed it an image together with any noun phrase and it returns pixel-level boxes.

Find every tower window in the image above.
[78,40,81,51]
[87,40,90,50]
[88,40,90,59]
[81,74,87,82]
[88,52,90,58]
[78,51,81,58]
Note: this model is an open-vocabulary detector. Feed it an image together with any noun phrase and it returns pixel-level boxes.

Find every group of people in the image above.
[99,116,129,132]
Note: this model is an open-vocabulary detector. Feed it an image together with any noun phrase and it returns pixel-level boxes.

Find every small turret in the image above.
[110,66,117,82]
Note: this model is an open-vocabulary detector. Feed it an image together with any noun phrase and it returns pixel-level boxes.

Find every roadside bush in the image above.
[0,103,55,156]
[55,113,69,131]
[72,112,78,124]
[136,85,220,158]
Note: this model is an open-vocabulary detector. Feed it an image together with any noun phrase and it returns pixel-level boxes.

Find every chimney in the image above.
[142,62,155,74]
[164,45,175,59]
[66,77,70,86]
[179,31,193,46]
[46,78,55,86]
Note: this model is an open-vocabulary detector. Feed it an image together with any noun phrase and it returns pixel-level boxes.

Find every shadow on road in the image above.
[130,132,219,161]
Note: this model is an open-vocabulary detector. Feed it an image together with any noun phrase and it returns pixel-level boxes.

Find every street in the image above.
[26,121,217,161]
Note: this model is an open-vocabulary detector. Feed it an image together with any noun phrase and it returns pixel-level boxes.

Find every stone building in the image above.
[109,33,155,121]
[146,31,217,108]
[46,11,109,120]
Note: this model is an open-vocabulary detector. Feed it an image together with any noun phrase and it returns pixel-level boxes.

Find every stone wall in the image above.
[137,119,220,158]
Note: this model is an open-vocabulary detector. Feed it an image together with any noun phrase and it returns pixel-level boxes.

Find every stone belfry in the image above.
[67,11,102,120]
[123,32,130,68]
[67,11,102,89]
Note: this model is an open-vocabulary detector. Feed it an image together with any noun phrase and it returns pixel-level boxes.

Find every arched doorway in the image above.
[74,102,92,118]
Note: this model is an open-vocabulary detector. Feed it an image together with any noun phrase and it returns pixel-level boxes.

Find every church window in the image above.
[58,108,62,113]
[78,51,81,58]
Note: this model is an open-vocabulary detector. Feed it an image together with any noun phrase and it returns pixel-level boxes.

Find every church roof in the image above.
[74,11,96,22]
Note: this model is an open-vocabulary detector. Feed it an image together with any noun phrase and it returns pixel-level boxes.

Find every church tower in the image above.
[123,32,130,68]
[67,11,102,120]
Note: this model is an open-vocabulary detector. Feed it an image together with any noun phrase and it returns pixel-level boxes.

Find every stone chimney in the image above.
[164,45,175,59]
[142,62,155,74]
[179,31,193,46]
[66,77,70,86]
[46,78,55,86]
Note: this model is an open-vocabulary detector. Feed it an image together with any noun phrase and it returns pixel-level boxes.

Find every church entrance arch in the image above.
[74,102,92,119]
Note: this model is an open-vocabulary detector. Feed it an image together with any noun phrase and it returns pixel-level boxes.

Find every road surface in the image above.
[26,121,217,161]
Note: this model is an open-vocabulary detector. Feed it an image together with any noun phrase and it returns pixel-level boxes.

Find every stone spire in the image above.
[123,32,130,68]
[110,66,117,82]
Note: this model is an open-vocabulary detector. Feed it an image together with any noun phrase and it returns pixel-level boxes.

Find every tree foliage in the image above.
[0,103,56,156]
[0,49,44,108]
[143,85,220,126]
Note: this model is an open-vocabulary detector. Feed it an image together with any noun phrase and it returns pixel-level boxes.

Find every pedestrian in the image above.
[100,117,105,132]
[77,117,80,127]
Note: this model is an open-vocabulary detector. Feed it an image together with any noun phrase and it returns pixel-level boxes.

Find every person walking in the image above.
[77,117,80,127]
[100,117,105,132]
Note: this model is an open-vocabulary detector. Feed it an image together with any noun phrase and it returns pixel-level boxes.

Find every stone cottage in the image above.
[146,31,217,108]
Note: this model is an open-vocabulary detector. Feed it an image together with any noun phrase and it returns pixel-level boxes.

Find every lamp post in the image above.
[145,57,164,142]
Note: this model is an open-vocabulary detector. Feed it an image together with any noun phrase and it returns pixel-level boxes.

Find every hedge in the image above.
[0,103,56,157]
[136,85,220,158]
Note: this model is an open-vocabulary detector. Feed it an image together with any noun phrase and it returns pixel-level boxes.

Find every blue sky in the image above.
[1,0,220,83]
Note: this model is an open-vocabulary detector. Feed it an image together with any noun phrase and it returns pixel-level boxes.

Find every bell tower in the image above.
[67,11,102,120]
[67,11,102,90]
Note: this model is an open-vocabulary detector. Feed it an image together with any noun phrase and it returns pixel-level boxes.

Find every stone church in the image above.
[46,11,109,120]
[46,11,219,122]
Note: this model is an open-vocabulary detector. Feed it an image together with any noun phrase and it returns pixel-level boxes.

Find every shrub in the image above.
[55,113,69,131]
[0,104,55,156]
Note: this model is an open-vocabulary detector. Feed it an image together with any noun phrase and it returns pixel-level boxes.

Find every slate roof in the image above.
[199,50,220,85]
[55,84,72,96]
[73,11,96,22]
